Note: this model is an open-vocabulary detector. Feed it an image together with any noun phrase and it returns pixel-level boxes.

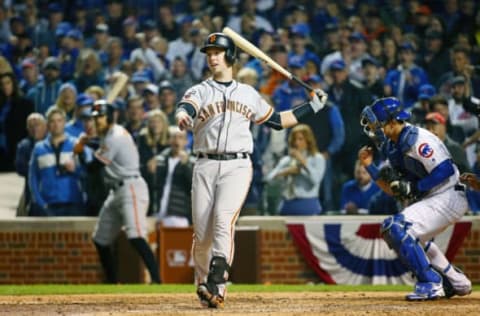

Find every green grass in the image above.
[0,284,478,296]
[0,284,438,295]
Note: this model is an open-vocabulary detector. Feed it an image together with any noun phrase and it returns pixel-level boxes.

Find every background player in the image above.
[358,97,471,300]
[175,32,327,308]
[74,100,160,284]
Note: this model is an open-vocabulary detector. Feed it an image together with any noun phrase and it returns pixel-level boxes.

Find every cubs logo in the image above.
[209,34,216,43]
[418,143,433,158]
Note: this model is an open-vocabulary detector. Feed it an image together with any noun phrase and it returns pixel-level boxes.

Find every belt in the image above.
[454,184,466,192]
[113,175,140,190]
[197,152,250,160]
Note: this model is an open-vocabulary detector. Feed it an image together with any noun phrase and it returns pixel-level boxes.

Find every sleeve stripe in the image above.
[181,99,200,112]
[255,106,274,124]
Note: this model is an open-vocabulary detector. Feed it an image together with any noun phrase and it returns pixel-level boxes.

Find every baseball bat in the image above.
[106,71,129,104]
[222,27,316,93]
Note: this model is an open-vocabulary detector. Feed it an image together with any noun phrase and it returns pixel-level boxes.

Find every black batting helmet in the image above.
[91,99,115,124]
[200,32,236,64]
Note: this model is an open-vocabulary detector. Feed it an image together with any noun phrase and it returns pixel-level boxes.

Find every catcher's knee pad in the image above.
[381,214,441,283]
[207,256,230,285]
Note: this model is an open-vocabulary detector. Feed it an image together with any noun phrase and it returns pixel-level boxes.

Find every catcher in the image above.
[358,97,471,301]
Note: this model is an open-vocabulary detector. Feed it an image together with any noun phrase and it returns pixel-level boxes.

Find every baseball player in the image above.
[175,32,327,308]
[358,97,471,300]
[74,100,160,284]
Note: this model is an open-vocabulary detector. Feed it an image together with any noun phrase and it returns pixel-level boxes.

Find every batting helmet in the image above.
[200,32,236,64]
[91,99,115,124]
[370,97,410,125]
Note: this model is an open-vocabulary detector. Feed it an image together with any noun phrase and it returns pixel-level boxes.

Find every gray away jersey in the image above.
[95,124,140,182]
[180,78,273,154]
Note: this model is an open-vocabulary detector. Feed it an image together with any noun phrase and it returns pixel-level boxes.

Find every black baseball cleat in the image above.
[197,283,224,308]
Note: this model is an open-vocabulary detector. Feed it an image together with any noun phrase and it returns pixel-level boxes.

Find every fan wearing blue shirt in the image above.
[340,160,380,214]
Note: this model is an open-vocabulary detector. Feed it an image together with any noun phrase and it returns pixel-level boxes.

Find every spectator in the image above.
[348,31,371,83]
[18,58,41,95]
[142,84,160,111]
[447,75,478,165]
[123,95,146,142]
[55,83,77,120]
[73,49,106,93]
[300,75,345,212]
[130,32,167,82]
[137,109,170,215]
[27,57,62,115]
[157,4,180,42]
[421,29,450,88]
[382,37,398,71]
[58,29,83,82]
[424,111,470,174]
[170,56,194,101]
[104,37,124,78]
[429,95,465,144]
[15,113,47,216]
[327,59,372,207]
[105,0,125,38]
[368,190,400,215]
[0,72,34,171]
[29,106,86,216]
[32,3,64,53]
[361,56,383,99]
[158,80,177,125]
[166,16,194,64]
[438,45,480,97]
[65,93,95,137]
[288,23,321,76]
[272,56,309,111]
[410,83,436,125]
[131,71,151,96]
[155,127,194,227]
[91,23,110,65]
[122,16,140,59]
[265,124,326,215]
[340,160,381,215]
[260,44,288,97]
[384,41,429,109]
[226,0,273,34]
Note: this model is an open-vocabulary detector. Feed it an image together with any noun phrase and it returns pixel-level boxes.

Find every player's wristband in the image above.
[292,101,315,122]
[365,164,380,181]
[177,102,197,119]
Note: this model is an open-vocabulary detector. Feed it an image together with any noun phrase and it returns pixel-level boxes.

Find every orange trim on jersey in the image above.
[227,165,253,265]
[94,152,112,165]
[129,184,142,237]
[255,106,274,125]
[181,99,200,113]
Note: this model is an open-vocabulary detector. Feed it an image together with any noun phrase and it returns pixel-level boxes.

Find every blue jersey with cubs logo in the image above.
[381,124,459,195]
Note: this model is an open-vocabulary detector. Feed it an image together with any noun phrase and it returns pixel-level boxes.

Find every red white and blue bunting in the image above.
[287,219,471,285]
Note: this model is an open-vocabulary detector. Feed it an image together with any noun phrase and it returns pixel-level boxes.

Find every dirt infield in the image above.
[0,291,479,316]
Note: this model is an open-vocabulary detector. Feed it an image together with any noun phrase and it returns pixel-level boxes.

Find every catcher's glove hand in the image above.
[390,180,415,200]
[378,166,402,183]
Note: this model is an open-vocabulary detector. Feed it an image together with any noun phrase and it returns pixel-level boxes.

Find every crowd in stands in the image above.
[0,0,479,218]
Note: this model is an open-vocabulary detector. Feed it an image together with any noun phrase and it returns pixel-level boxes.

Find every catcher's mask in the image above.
[360,105,386,148]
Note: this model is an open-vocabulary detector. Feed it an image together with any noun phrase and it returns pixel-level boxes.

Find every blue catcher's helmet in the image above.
[370,97,410,125]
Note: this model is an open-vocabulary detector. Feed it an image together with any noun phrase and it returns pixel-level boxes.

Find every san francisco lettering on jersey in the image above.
[197,100,253,122]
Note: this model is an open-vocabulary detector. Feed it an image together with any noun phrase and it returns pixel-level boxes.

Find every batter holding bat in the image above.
[175,32,327,308]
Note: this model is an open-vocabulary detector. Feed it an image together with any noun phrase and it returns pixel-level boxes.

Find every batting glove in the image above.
[309,89,328,113]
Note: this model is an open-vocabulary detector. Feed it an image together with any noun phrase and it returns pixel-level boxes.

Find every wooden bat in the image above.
[106,72,129,104]
[222,27,316,93]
